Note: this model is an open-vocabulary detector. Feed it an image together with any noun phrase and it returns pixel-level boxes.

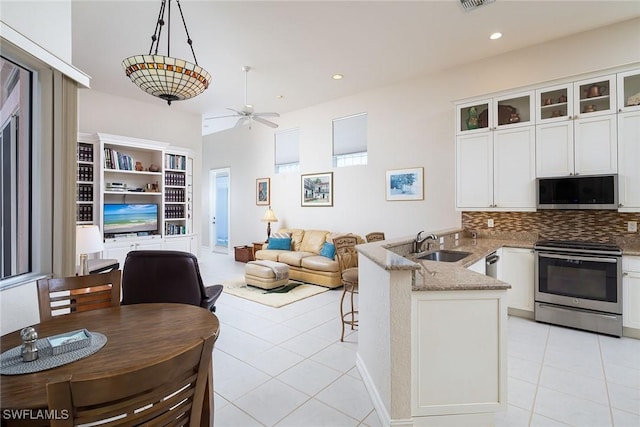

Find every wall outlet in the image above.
[454,233,459,240]
[488,218,494,228]
[439,237,445,244]
[628,221,638,233]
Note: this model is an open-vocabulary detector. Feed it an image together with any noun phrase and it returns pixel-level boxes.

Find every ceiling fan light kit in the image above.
[122,0,211,105]
[205,65,280,129]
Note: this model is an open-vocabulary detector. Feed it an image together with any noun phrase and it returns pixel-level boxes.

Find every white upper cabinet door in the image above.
[574,74,617,119]
[574,114,618,175]
[617,68,640,114]
[493,127,536,209]
[536,121,574,177]
[456,132,493,209]
[618,111,640,211]
[536,83,574,124]
[493,91,534,130]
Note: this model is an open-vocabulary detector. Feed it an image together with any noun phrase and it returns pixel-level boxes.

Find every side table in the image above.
[253,241,266,258]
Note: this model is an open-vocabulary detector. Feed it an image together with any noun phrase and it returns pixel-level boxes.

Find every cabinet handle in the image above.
[619,109,623,113]
[624,272,629,276]
[619,203,624,208]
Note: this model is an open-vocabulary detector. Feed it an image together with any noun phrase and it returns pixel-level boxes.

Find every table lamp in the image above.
[261,206,278,241]
[76,225,104,275]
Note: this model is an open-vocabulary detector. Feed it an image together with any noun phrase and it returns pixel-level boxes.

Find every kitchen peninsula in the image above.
[356,231,511,427]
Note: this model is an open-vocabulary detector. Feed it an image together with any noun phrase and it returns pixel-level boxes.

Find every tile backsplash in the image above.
[462,211,640,243]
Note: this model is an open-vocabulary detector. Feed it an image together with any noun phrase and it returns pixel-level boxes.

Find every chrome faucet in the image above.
[414,231,438,253]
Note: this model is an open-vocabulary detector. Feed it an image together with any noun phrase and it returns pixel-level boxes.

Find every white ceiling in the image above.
[70,0,640,135]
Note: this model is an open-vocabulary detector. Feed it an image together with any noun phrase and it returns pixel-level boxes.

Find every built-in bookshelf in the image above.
[164,152,188,235]
[76,140,96,224]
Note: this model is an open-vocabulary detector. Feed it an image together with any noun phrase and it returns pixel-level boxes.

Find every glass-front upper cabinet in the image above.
[617,68,640,113]
[492,91,534,130]
[456,91,533,134]
[536,83,573,123]
[573,74,617,118]
[456,99,491,134]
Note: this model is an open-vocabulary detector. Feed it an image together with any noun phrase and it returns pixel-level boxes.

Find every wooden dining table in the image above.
[1,303,220,426]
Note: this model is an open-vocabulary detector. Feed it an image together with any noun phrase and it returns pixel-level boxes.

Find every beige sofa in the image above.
[254,228,361,288]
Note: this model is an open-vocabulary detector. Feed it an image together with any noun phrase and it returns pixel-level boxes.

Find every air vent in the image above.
[460,0,495,11]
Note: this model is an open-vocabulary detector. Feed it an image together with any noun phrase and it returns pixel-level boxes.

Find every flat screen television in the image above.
[104,203,158,235]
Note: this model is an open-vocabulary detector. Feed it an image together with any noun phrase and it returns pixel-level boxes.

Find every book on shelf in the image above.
[104,148,134,171]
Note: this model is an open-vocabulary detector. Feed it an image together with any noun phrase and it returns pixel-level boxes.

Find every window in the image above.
[275,128,300,174]
[1,57,32,279]
[333,112,367,167]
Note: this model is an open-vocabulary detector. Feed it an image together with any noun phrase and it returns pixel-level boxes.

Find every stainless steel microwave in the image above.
[536,174,618,210]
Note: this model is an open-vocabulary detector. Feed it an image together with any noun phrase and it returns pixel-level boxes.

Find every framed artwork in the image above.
[386,167,424,201]
[301,172,333,207]
[256,178,270,205]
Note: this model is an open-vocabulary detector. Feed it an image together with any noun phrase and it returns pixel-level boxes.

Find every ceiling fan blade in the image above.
[235,117,250,128]
[254,112,280,118]
[227,107,244,115]
[253,116,279,128]
[204,114,241,120]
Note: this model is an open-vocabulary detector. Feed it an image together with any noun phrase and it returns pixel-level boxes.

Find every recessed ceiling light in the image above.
[490,32,502,40]
[332,74,344,80]
[276,95,284,99]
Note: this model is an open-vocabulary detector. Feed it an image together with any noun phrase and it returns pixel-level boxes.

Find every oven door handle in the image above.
[537,252,618,264]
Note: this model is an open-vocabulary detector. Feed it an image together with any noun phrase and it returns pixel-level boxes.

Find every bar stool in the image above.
[365,232,385,243]
[333,235,359,341]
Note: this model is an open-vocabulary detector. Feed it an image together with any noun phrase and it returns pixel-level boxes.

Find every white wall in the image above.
[201,18,640,248]
[0,1,73,62]
[78,90,204,239]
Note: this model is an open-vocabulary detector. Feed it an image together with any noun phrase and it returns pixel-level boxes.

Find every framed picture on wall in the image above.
[386,167,424,201]
[301,172,333,207]
[256,178,270,205]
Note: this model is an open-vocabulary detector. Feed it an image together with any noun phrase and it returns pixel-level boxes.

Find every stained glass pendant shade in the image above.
[122,0,211,105]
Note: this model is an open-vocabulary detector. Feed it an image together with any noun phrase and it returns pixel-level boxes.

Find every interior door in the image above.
[209,168,230,254]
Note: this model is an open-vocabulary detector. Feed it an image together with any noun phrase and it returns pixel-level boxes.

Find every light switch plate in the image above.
[488,219,494,228]
[628,221,638,233]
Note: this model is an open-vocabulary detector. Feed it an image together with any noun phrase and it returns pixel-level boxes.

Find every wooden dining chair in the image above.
[333,235,359,342]
[46,332,216,427]
[37,270,122,322]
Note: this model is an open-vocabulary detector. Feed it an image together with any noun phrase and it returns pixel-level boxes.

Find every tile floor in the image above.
[198,249,640,427]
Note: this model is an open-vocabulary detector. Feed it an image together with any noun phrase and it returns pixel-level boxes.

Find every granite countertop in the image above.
[357,229,536,292]
[357,229,640,292]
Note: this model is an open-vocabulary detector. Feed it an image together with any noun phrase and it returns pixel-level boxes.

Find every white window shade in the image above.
[275,128,300,165]
[333,113,367,155]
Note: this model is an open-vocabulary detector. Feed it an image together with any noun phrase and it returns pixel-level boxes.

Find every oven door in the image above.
[535,251,622,314]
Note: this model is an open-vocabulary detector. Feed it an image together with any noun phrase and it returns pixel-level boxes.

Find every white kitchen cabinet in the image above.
[456,132,493,209]
[617,68,640,113]
[456,126,535,210]
[499,247,535,313]
[163,234,198,256]
[536,73,618,178]
[456,92,533,135]
[623,256,640,331]
[618,111,640,211]
[536,114,617,177]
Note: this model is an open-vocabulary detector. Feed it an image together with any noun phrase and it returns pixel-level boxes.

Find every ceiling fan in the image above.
[206,66,280,129]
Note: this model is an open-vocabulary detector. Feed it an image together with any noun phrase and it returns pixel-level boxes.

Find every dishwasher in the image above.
[485,251,500,278]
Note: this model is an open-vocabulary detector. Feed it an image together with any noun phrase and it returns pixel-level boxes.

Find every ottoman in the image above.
[245,260,290,290]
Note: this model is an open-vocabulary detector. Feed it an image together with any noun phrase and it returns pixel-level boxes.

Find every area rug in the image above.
[221,277,329,308]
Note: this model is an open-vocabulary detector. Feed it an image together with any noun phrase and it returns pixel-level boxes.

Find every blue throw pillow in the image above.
[267,237,291,250]
[319,242,336,259]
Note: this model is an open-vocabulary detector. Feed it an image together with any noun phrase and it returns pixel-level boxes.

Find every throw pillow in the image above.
[319,242,336,259]
[267,236,291,250]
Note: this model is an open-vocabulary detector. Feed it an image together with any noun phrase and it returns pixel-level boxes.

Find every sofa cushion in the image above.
[299,230,330,254]
[301,255,339,273]
[255,249,285,262]
[279,228,305,251]
[319,242,335,259]
[278,251,315,267]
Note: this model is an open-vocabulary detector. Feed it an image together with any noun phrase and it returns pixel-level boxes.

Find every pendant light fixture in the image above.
[122,0,211,105]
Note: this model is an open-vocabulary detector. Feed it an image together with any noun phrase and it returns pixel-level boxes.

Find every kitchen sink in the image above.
[417,250,472,263]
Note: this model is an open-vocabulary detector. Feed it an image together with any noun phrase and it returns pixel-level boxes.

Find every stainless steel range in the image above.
[534,239,622,337]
